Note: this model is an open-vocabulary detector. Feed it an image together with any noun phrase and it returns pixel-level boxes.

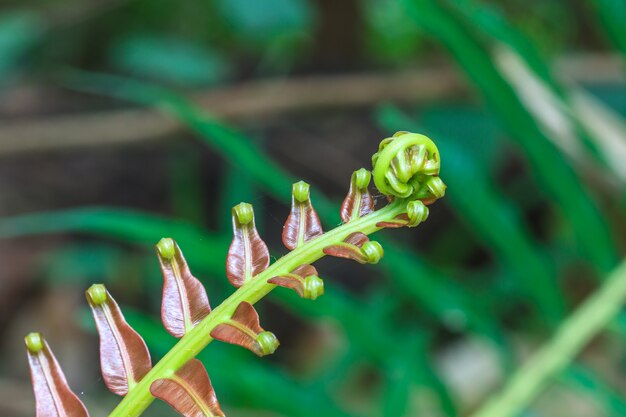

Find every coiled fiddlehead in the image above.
[372,131,445,202]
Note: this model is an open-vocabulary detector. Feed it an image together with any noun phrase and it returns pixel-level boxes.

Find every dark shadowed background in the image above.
[0,0,625,416]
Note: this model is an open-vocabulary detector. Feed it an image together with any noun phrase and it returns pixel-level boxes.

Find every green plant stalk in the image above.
[109,199,406,417]
[472,259,626,417]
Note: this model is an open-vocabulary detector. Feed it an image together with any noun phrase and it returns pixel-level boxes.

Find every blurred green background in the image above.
[0,0,625,416]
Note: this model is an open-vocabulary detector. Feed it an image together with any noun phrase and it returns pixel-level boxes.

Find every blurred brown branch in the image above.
[0,54,622,158]
[0,66,463,154]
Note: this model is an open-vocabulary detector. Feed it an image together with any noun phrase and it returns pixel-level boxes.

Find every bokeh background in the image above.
[0,0,625,416]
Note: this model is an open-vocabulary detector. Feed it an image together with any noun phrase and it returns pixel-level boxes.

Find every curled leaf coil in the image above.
[372,131,443,200]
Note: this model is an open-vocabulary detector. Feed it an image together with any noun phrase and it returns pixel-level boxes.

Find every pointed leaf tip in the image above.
[361,241,384,264]
[157,237,176,260]
[282,181,323,250]
[292,180,310,203]
[256,331,279,356]
[354,168,371,189]
[157,239,211,338]
[151,359,224,417]
[25,333,90,417]
[341,169,375,223]
[86,283,107,305]
[210,302,279,356]
[303,275,324,300]
[226,203,270,288]
[25,332,43,353]
[86,285,151,396]
[233,202,254,225]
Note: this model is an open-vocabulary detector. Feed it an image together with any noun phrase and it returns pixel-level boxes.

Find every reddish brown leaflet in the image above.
[226,204,270,287]
[157,238,211,338]
[344,232,370,247]
[282,182,323,250]
[376,213,410,228]
[25,333,90,417]
[340,172,375,222]
[86,285,152,396]
[211,302,278,356]
[268,264,318,297]
[323,232,371,263]
[151,359,224,417]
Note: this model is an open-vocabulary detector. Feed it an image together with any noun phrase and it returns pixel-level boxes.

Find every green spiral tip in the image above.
[256,331,280,356]
[303,275,325,300]
[156,237,176,260]
[425,176,446,199]
[87,283,108,305]
[292,181,310,203]
[372,132,440,199]
[406,200,429,227]
[353,168,372,190]
[361,241,384,264]
[233,202,254,225]
[25,332,43,353]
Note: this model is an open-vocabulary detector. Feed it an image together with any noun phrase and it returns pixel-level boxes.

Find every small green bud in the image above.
[87,284,108,305]
[425,176,446,199]
[406,200,429,227]
[303,275,324,300]
[25,332,43,353]
[361,241,384,264]
[292,181,310,203]
[256,331,279,356]
[353,168,371,190]
[234,202,254,225]
[156,237,176,260]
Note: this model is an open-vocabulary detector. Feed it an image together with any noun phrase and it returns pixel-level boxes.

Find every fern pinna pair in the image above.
[24,132,446,417]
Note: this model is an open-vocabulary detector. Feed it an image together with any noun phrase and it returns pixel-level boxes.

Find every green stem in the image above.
[471,259,626,417]
[109,200,406,417]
